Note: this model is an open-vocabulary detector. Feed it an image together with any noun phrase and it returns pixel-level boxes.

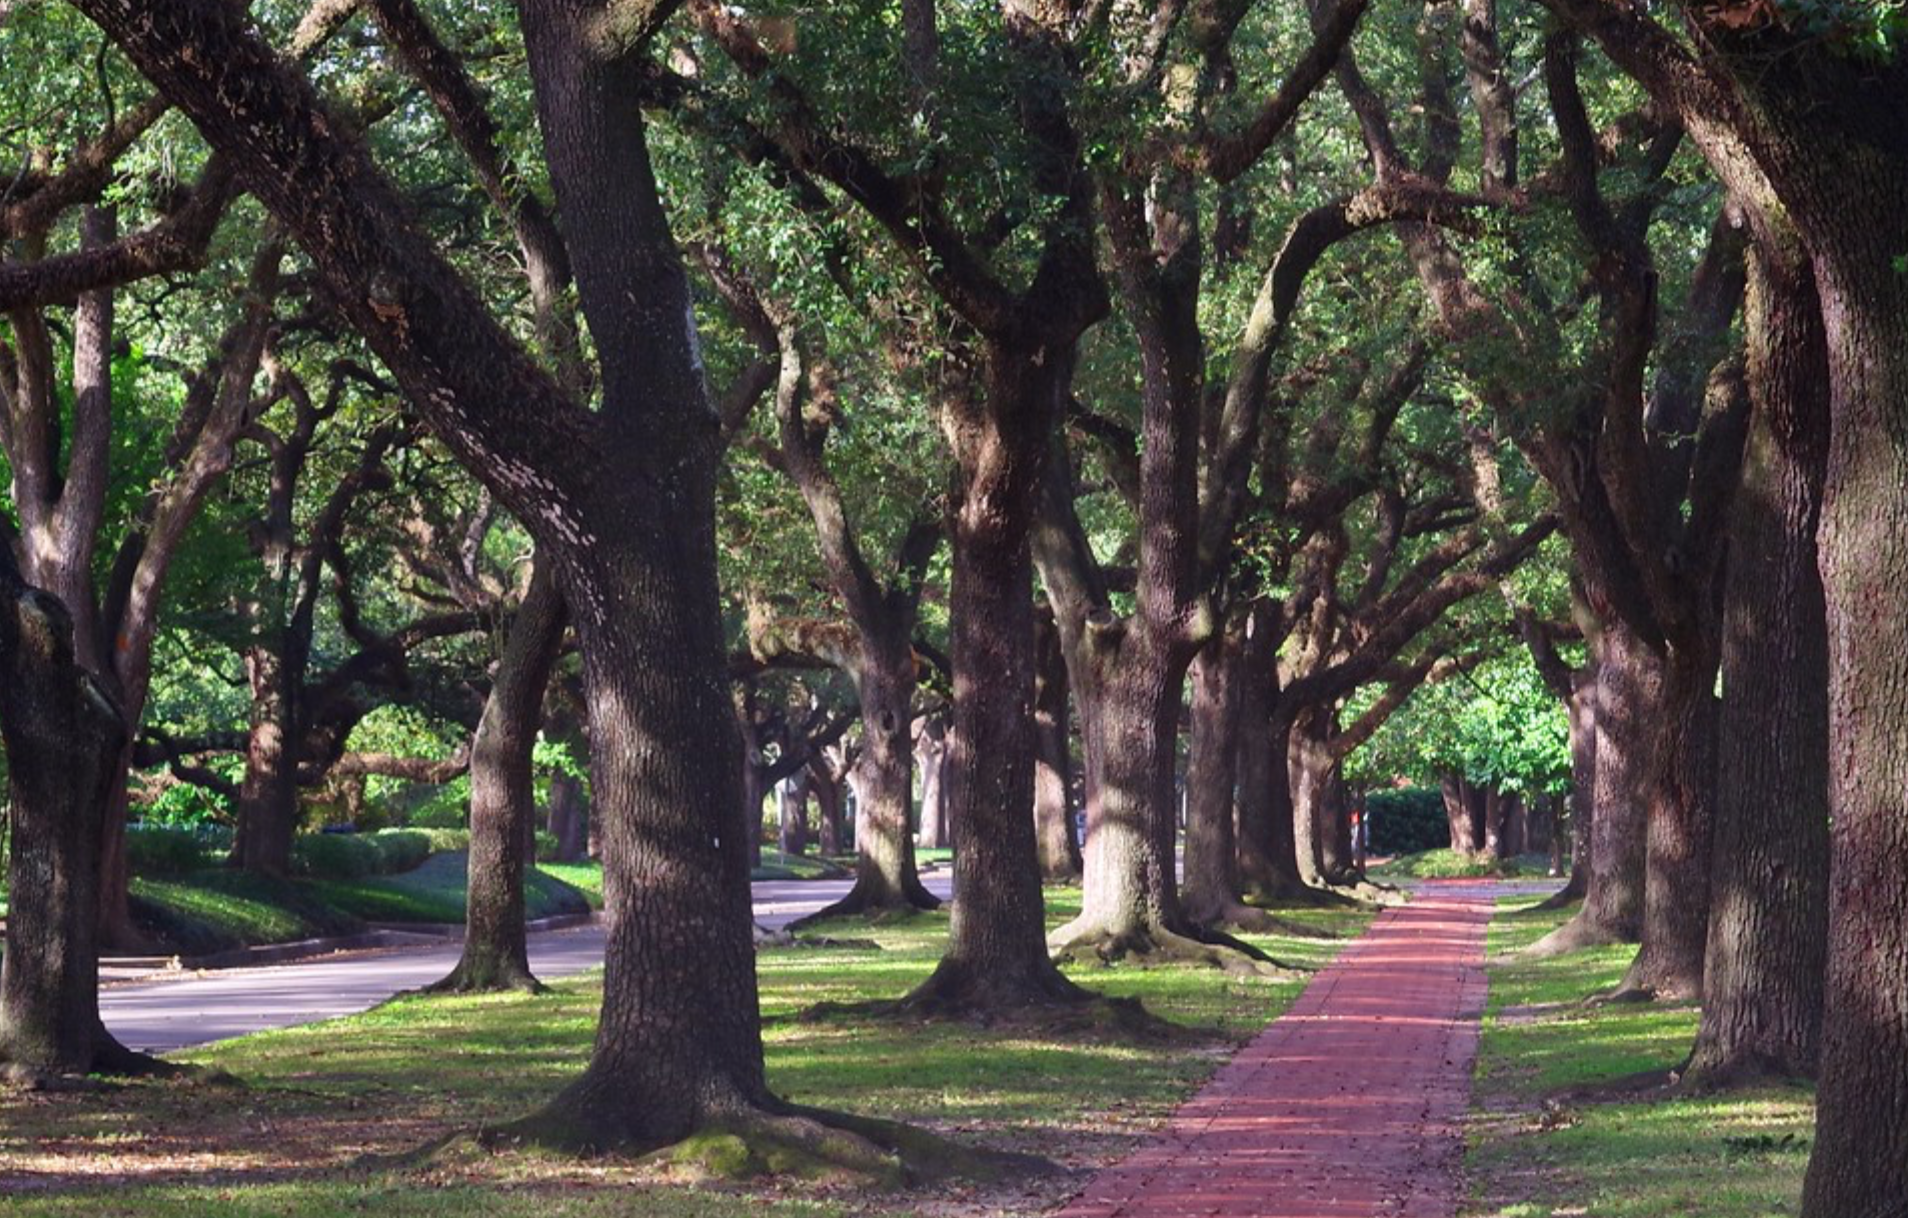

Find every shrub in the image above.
[534,830,560,863]
[368,829,432,873]
[125,824,211,876]
[1365,786,1449,856]
[292,832,382,880]
[414,827,470,853]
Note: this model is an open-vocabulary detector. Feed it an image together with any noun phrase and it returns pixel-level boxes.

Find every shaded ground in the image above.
[1461,895,1813,1218]
[1052,886,1492,1217]
[4,893,1370,1218]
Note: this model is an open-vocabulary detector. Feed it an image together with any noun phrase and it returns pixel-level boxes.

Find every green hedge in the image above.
[1365,786,1449,856]
[291,828,438,880]
[125,825,215,876]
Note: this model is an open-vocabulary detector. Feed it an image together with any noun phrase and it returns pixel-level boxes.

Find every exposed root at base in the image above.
[473,1100,1053,1188]
[784,885,941,933]
[1191,899,1339,942]
[1046,917,1302,978]
[1518,915,1637,960]
[801,966,1189,1043]
[416,964,548,997]
[1675,1053,1816,1095]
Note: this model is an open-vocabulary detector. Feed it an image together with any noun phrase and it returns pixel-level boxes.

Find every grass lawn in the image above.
[1463,896,1815,1218]
[1,890,1370,1217]
[751,850,852,881]
[128,857,598,955]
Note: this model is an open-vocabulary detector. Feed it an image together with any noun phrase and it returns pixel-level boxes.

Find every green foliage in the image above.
[1363,786,1447,855]
[1350,650,1571,799]
[124,824,228,876]
[289,829,437,881]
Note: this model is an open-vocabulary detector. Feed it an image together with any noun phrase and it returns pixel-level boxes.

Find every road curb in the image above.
[101,911,602,977]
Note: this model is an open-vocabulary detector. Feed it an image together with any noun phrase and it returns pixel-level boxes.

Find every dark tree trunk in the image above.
[0,563,158,1079]
[814,764,844,858]
[914,716,949,851]
[1181,614,1305,933]
[230,644,301,875]
[1032,606,1080,880]
[1505,796,1527,858]
[1616,639,1720,1000]
[1287,706,1346,886]
[1686,228,1830,1086]
[1048,630,1199,962]
[1528,622,1652,955]
[431,561,566,993]
[1237,681,1307,902]
[548,774,588,862]
[899,347,1092,1014]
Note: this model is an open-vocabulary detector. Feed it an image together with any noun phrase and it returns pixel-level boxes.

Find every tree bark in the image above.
[778,770,810,857]
[547,774,588,862]
[1032,605,1080,880]
[898,346,1094,1014]
[914,717,948,851]
[1526,622,1651,955]
[1686,226,1829,1085]
[1440,772,1476,856]
[1615,636,1720,1000]
[230,644,302,875]
[1536,667,1598,908]
[431,560,567,993]
[1237,672,1308,902]
[0,559,159,1079]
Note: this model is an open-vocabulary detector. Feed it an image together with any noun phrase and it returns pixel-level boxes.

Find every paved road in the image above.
[1053,887,1492,1218]
[102,870,954,1055]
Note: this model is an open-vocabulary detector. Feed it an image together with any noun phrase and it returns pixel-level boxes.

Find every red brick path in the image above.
[1051,888,1493,1218]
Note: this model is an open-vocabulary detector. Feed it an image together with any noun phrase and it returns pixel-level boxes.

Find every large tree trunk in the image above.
[1686,229,1830,1086]
[1047,631,1196,962]
[1181,630,1243,926]
[898,348,1092,1015]
[1439,772,1474,857]
[431,561,566,993]
[0,566,159,1079]
[796,647,939,925]
[547,774,588,862]
[1236,676,1308,902]
[1032,606,1080,880]
[1287,705,1344,887]
[1482,788,1507,862]
[1615,638,1720,1001]
[1777,117,1908,1218]
[1526,623,1652,956]
[814,764,845,857]
[230,644,301,875]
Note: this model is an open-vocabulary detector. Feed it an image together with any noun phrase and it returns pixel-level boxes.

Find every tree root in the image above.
[417,960,547,996]
[1676,1050,1815,1095]
[1518,914,1638,960]
[476,1096,1053,1188]
[801,959,1189,1042]
[784,882,940,934]
[1046,917,1302,978]
[1192,899,1339,941]
[1530,882,1586,913]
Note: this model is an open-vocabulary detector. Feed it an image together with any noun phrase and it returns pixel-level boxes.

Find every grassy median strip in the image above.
[1464,897,1814,1218]
[3,892,1367,1217]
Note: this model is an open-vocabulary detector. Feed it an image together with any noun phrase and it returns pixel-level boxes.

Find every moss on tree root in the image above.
[475,1101,1052,1189]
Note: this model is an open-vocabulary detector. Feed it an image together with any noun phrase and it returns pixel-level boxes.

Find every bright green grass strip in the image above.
[130,872,363,954]
[309,852,591,924]
[1464,897,1813,1218]
[750,850,850,881]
